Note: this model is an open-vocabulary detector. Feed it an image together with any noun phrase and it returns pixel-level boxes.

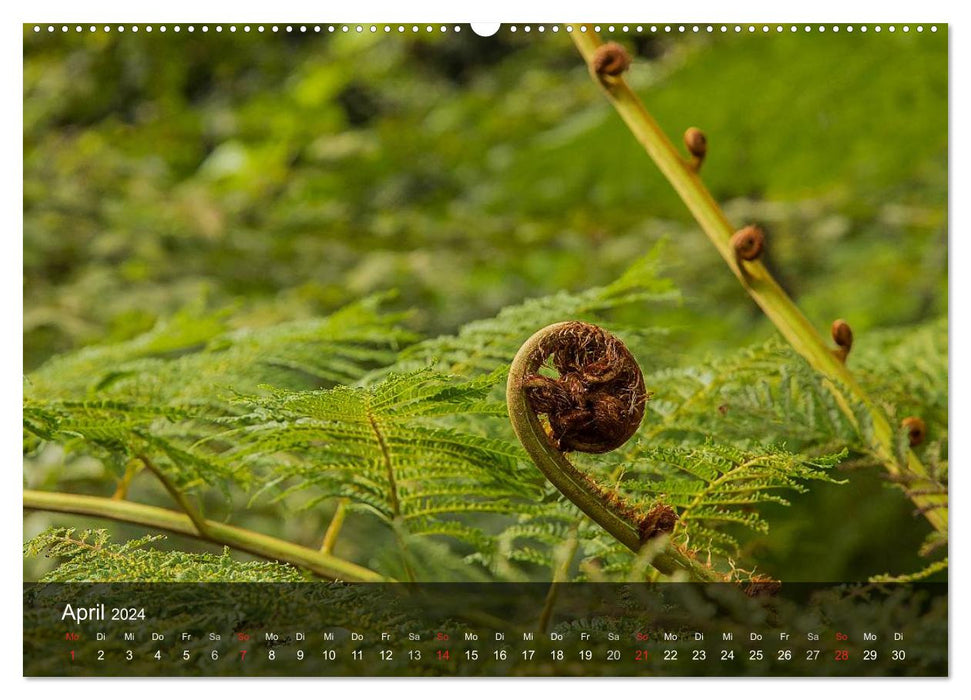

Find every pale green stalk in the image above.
[24,489,390,582]
[570,28,945,534]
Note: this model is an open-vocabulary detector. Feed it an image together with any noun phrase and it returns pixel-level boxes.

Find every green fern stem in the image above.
[507,323,722,582]
[23,489,390,583]
[138,453,212,538]
[320,498,349,554]
[570,28,946,534]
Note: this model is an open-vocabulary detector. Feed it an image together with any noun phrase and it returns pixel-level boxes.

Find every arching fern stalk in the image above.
[568,29,947,537]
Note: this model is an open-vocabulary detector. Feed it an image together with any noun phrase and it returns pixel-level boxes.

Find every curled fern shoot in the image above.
[507,321,721,582]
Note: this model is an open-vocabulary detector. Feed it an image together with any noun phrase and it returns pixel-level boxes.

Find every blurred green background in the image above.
[23,25,947,581]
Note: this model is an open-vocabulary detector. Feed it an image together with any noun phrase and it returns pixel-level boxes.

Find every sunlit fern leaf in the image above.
[512,440,846,571]
[25,528,310,582]
[22,398,244,491]
[636,341,857,451]
[228,369,544,548]
[638,318,947,458]
[26,294,414,405]
[615,442,845,554]
[24,296,415,491]
[853,319,947,423]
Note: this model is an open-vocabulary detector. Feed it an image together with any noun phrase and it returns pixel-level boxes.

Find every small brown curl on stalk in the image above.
[831,319,853,363]
[591,42,631,85]
[684,127,707,170]
[902,416,926,447]
[639,503,678,541]
[732,225,764,262]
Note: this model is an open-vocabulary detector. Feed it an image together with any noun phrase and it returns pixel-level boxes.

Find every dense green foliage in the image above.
[24,26,947,583]
[25,528,309,582]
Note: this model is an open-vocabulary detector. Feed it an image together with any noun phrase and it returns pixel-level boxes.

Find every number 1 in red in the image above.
[240,650,247,661]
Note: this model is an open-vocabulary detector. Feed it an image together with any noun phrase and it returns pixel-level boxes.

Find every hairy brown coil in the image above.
[521,321,647,453]
[731,225,764,261]
[592,42,632,80]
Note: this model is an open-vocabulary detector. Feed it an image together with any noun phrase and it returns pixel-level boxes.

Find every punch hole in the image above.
[470,23,500,37]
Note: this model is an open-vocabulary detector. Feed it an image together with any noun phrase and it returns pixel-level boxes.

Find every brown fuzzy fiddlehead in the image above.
[508,322,721,581]
[520,321,647,453]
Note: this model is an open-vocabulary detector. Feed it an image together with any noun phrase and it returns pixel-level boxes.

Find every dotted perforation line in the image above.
[30,24,464,34]
[553,24,937,34]
[30,23,939,35]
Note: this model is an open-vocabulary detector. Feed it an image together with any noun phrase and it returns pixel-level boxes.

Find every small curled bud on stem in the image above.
[831,319,853,363]
[683,127,707,171]
[731,225,764,263]
[902,416,926,447]
[507,321,722,581]
[591,42,631,86]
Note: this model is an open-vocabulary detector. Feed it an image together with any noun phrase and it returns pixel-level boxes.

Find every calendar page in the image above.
[22,21,948,678]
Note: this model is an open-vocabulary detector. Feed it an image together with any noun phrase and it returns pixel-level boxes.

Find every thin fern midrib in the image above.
[365,402,400,519]
[57,534,122,559]
[678,457,769,523]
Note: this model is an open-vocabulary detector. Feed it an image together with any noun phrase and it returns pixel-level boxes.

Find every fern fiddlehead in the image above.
[507,321,721,581]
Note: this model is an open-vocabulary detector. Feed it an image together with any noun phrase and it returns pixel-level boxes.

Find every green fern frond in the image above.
[22,398,245,491]
[24,296,416,492]
[27,294,414,405]
[25,528,309,582]
[870,558,948,583]
[615,442,844,553]
[229,369,543,548]
[639,341,855,449]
